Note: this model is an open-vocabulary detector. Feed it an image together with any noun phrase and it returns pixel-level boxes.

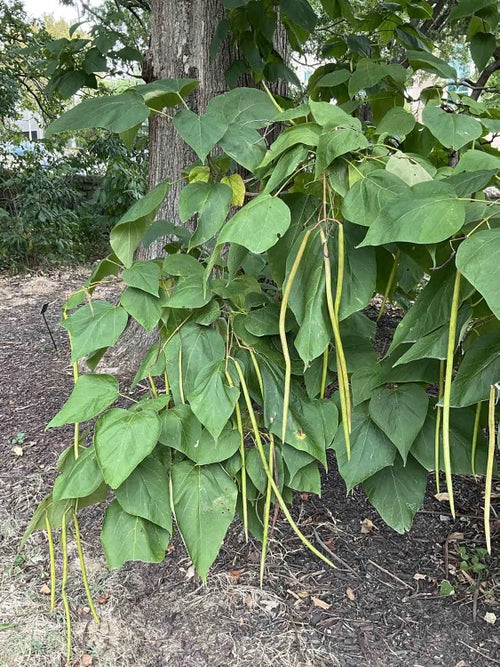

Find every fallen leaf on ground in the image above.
[184,565,196,580]
[96,593,109,605]
[346,587,356,602]
[360,518,376,534]
[39,583,51,595]
[229,569,241,581]
[80,654,93,666]
[311,596,331,610]
[484,612,496,625]
[434,492,449,502]
[413,573,426,581]
[446,532,464,541]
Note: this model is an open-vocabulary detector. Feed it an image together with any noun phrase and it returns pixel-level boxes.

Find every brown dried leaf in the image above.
[39,583,51,595]
[346,587,356,602]
[96,593,109,605]
[360,518,376,534]
[311,596,331,610]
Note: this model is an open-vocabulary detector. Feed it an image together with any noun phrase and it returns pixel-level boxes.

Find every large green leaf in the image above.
[218,195,291,253]
[115,457,171,530]
[449,333,500,407]
[159,404,202,452]
[331,223,376,320]
[450,0,497,22]
[122,261,161,297]
[206,87,276,128]
[48,374,118,427]
[315,128,368,176]
[444,170,496,197]
[389,264,467,352]
[53,446,104,501]
[360,181,465,246]
[178,182,232,247]
[348,59,405,97]
[411,405,490,474]
[163,253,204,276]
[369,385,429,462]
[165,275,212,309]
[164,323,226,404]
[218,124,267,172]
[456,229,500,319]
[422,106,482,150]
[187,361,240,440]
[309,100,361,130]
[135,78,199,111]
[171,461,237,580]
[267,193,320,286]
[46,91,150,136]
[406,50,456,79]
[286,229,330,365]
[342,170,409,227]
[257,357,337,465]
[173,109,228,162]
[281,0,317,31]
[259,124,322,168]
[375,107,416,137]
[393,306,472,366]
[263,145,308,194]
[363,456,427,533]
[94,408,161,488]
[120,287,162,331]
[62,301,128,362]
[332,408,396,491]
[110,181,169,268]
[101,500,170,568]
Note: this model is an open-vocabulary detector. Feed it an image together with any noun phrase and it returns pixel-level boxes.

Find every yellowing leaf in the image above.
[221,173,246,206]
[188,165,211,183]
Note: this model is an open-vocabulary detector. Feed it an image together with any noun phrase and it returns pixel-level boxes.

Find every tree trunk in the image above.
[115,0,234,370]
[147,0,234,234]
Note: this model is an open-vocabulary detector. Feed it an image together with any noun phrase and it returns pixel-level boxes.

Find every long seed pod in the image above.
[260,433,275,587]
[377,250,401,323]
[471,401,482,480]
[61,511,72,666]
[279,230,312,444]
[434,360,445,494]
[442,270,462,518]
[225,370,249,541]
[44,513,56,613]
[320,227,352,456]
[231,358,336,570]
[73,512,100,624]
[484,384,497,554]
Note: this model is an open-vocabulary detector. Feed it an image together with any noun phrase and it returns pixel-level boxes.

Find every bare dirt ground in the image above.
[0,268,499,667]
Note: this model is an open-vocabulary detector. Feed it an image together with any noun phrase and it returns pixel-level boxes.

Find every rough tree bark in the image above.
[146,0,235,236]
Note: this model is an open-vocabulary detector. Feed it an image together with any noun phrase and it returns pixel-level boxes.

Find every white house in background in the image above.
[17,109,44,140]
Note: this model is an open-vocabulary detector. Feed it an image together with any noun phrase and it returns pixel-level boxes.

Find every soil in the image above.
[0,268,499,667]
